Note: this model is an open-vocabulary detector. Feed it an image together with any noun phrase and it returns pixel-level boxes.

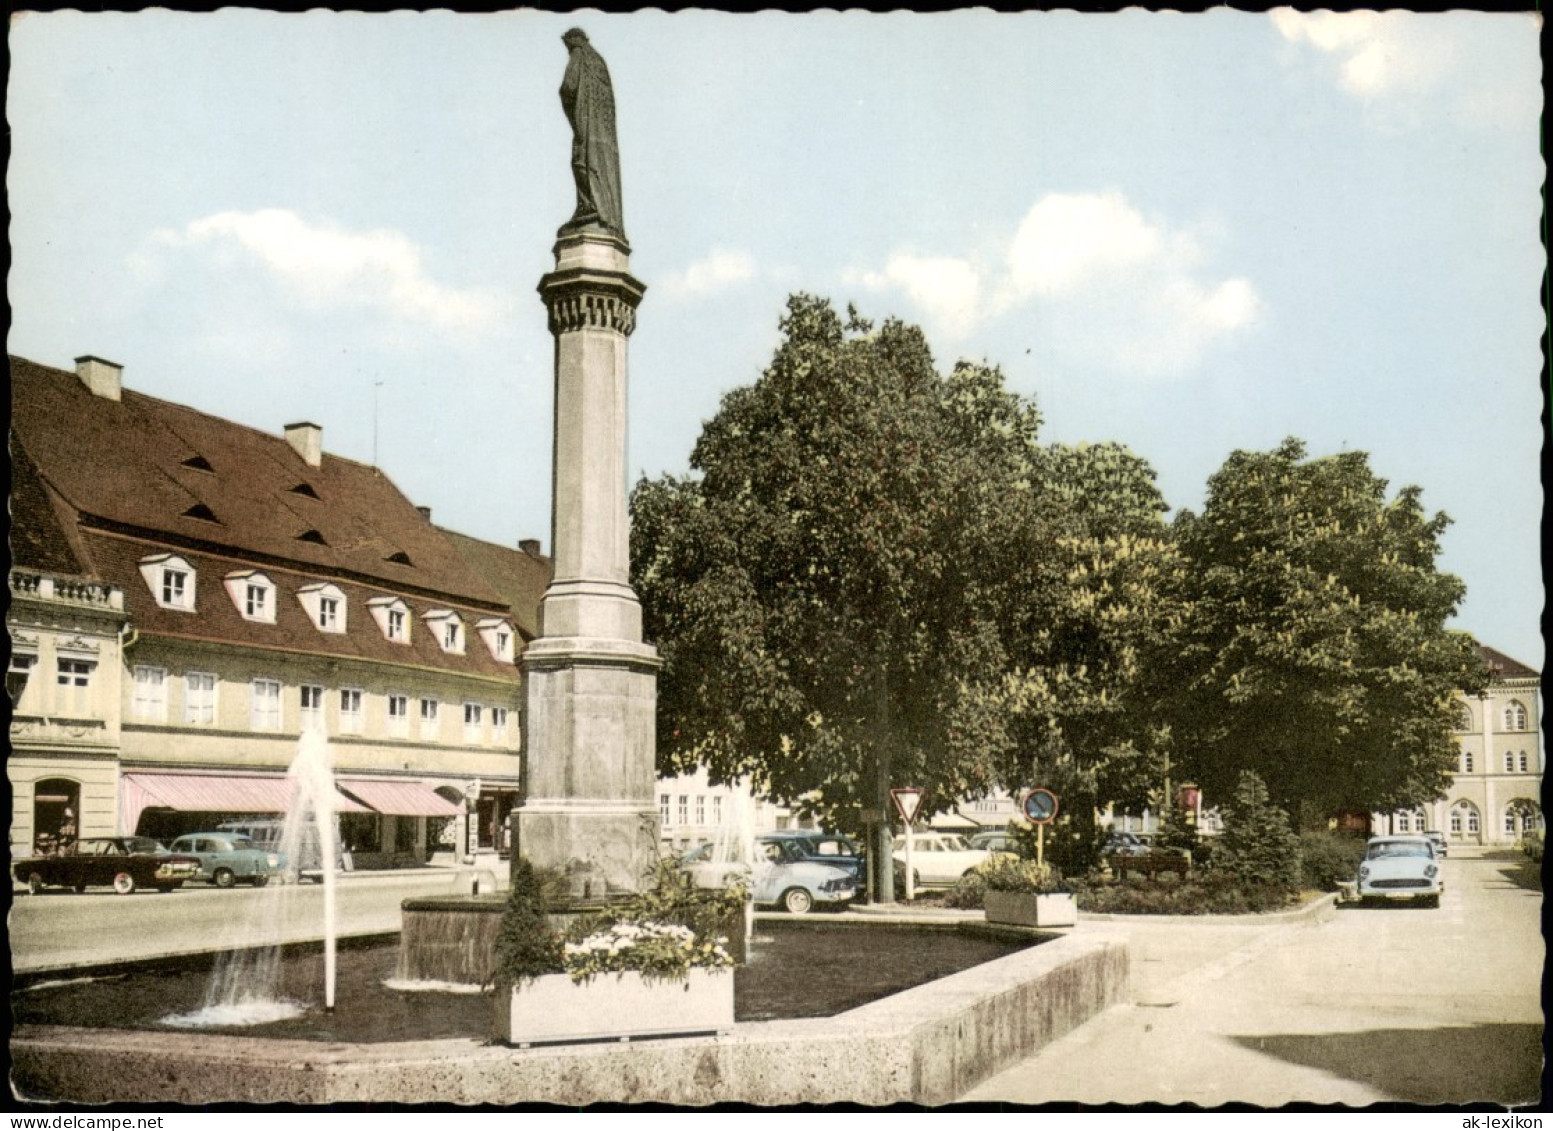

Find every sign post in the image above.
[1020,788,1059,868]
[891,788,924,901]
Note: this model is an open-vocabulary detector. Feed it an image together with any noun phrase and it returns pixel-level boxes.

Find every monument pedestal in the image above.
[513,228,660,897]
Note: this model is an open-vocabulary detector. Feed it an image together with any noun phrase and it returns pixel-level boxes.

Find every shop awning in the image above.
[336,778,465,818]
[121,771,370,834]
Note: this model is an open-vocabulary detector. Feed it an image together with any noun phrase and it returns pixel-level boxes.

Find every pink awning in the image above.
[121,771,370,834]
[337,778,465,818]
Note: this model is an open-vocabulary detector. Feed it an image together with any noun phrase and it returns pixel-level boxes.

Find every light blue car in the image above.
[168,832,286,888]
[681,836,860,914]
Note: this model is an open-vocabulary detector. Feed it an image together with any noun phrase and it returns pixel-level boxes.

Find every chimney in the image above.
[284,421,323,468]
[75,356,122,402]
[416,506,432,521]
[520,538,542,556]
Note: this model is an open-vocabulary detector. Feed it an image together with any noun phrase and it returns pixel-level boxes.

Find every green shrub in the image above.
[1211,771,1301,890]
[1072,871,1298,915]
[490,857,564,986]
[944,869,987,909]
[1298,831,1366,890]
[976,854,1065,893]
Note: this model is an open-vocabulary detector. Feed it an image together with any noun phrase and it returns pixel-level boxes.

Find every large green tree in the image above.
[631,296,1070,883]
[1156,438,1487,820]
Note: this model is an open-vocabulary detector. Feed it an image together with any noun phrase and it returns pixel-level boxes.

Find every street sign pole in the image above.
[1037,822,1045,868]
[890,788,925,903]
[904,822,914,901]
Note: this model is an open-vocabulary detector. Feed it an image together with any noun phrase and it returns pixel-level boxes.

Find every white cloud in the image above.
[142,209,508,336]
[1271,9,1458,98]
[860,254,983,339]
[859,191,1261,377]
[658,248,757,296]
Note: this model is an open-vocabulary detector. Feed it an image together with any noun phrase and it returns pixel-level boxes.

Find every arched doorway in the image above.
[32,778,81,855]
[1504,799,1542,842]
[1449,800,1482,845]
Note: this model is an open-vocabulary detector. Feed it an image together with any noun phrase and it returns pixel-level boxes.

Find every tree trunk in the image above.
[870,661,896,904]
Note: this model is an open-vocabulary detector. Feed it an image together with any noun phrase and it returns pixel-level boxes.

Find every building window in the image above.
[340,688,364,733]
[478,618,516,662]
[1505,752,1515,773]
[387,693,409,736]
[1453,703,1472,731]
[1395,811,1410,833]
[251,678,282,731]
[140,554,196,611]
[369,596,411,644]
[301,684,325,728]
[1461,749,1473,774]
[491,706,508,741]
[185,672,217,725]
[55,658,95,714]
[424,610,465,654]
[1505,809,1518,836]
[1519,752,1529,773]
[1504,700,1528,731]
[420,697,439,737]
[8,652,37,707]
[131,665,167,721]
[1450,809,1462,834]
[463,701,483,742]
[711,795,723,826]
[445,621,462,651]
[298,583,347,634]
[1467,809,1480,835]
[678,795,689,825]
[659,793,671,823]
[695,795,706,826]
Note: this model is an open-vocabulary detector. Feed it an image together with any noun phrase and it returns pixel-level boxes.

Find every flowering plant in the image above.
[975,854,1066,894]
[563,919,735,985]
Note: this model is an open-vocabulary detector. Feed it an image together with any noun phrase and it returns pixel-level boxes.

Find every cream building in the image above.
[1381,643,1543,846]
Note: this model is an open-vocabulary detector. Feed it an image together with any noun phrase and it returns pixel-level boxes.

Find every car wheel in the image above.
[1422,894,1440,909]
[213,868,236,889]
[155,885,173,893]
[112,872,136,895]
[781,887,814,915]
[252,875,270,888]
[27,872,43,895]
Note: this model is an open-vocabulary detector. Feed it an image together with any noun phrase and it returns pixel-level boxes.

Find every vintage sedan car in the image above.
[1357,835,1441,907]
[13,837,200,895]
[968,830,1018,854]
[168,832,286,888]
[1423,830,1448,858]
[680,836,860,914]
[891,831,992,889]
[758,829,866,881]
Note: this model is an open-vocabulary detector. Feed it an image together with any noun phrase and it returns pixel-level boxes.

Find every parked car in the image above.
[13,837,200,895]
[968,830,1017,854]
[680,835,861,914]
[168,832,286,888]
[1103,831,1151,857]
[218,819,344,883]
[891,831,992,889]
[758,830,866,880]
[1423,830,1448,858]
[1356,835,1440,907]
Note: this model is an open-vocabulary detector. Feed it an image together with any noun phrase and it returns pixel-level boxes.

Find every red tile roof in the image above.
[439,527,552,641]
[10,355,504,609]
[1475,643,1539,681]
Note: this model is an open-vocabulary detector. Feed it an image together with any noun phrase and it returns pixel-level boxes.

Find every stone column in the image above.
[514,229,662,897]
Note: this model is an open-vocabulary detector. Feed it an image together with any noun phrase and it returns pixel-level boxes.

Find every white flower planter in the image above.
[496,968,735,1046]
[984,890,1078,928]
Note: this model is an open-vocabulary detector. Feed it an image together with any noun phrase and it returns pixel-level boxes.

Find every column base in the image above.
[513,803,661,898]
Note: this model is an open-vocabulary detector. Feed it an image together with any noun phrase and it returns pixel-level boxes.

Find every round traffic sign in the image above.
[1021,788,1059,825]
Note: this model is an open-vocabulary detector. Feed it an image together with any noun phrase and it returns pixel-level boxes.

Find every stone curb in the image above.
[1075,890,1339,926]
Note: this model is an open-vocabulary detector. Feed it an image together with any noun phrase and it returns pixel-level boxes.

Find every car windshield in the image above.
[123,837,164,854]
[942,834,971,851]
[1367,842,1432,859]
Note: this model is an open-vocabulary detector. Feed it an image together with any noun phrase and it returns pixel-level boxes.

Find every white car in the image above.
[1357,835,1441,907]
[679,837,859,914]
[891,831,992,889]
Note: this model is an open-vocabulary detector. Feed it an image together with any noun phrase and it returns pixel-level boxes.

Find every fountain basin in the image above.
[11,928,1127,1105]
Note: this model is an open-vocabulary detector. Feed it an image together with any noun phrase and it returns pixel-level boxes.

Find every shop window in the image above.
[340,811,381,853]
[32,778,81,856]
[395,817,417,853]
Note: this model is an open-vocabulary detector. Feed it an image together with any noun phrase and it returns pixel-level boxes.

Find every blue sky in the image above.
[8,9,1544,669]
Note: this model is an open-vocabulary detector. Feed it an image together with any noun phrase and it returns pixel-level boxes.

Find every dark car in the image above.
[1423,830,1448,858]
[758,830,866,881]
[13,837,201,895]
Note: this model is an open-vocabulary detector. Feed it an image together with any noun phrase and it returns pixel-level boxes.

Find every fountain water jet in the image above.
[161,727,342,1027]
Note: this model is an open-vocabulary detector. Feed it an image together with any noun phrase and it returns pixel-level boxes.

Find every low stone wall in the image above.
[11,931,1127,1106]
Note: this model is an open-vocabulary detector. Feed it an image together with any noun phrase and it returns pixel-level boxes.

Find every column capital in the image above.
[538,267,647,337]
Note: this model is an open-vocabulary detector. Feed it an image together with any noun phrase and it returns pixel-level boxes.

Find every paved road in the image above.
[963,849,1545,1107]
[8,868,489,974]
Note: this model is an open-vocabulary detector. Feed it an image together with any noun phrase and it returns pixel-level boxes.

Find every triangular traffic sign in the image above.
[890,787,924,824]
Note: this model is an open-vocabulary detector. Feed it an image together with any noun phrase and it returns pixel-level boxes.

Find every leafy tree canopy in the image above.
[1157,438,1487,819]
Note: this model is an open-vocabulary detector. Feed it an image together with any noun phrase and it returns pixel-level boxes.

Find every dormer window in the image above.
[225,571,277,624]
[424,610,464,654]
[477,618,516,663]
[298,583,347,634]
[139,554,196,612]
[368,596,411,644]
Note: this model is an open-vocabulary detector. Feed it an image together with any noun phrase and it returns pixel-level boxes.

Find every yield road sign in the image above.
[890,788,924,824]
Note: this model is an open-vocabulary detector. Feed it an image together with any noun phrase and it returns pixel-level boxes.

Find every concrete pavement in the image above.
[960,848,1544,1107]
